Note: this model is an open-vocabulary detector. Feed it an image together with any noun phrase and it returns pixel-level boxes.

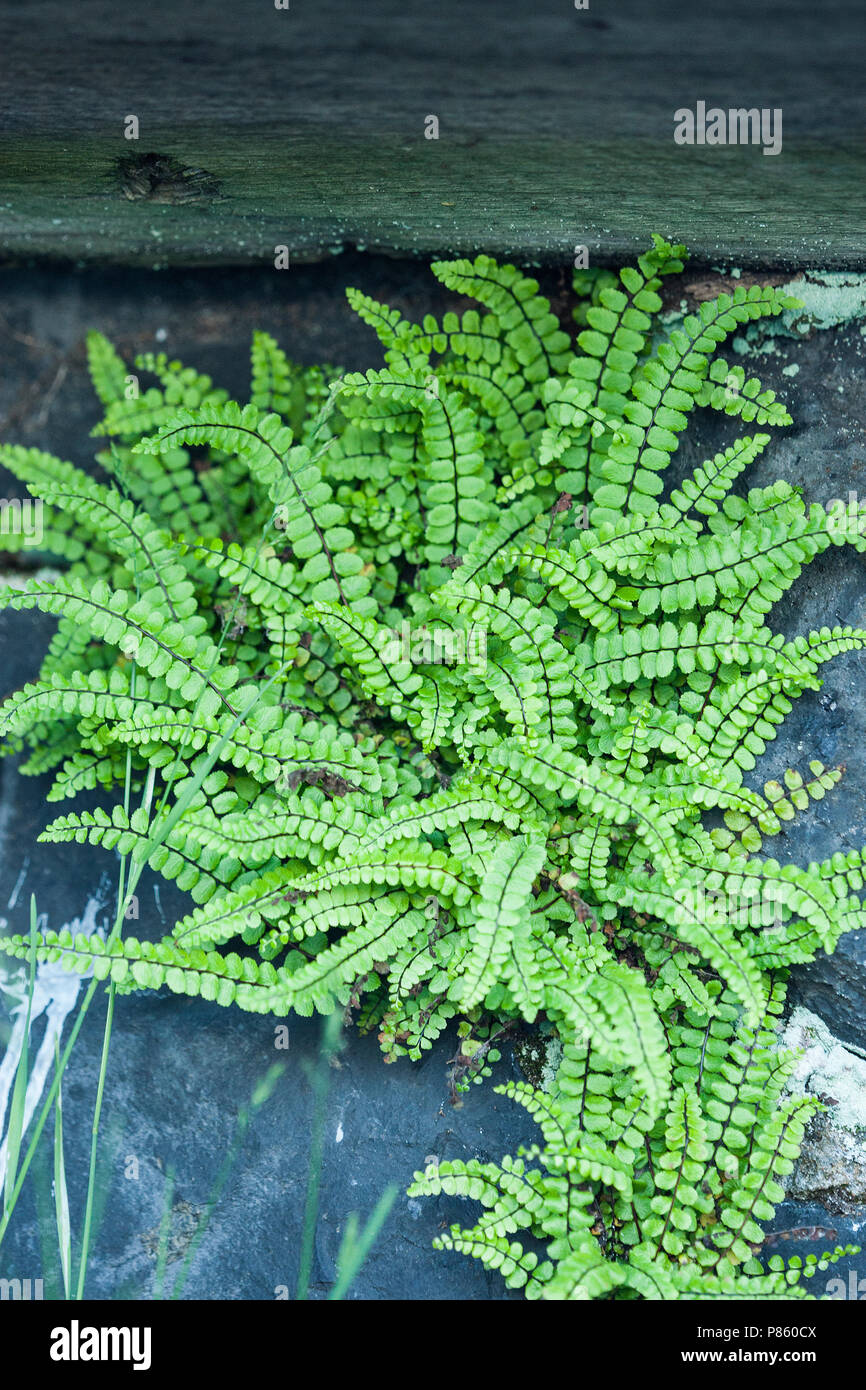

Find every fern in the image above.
[1,237,863,1299]
[409,980,855,1299]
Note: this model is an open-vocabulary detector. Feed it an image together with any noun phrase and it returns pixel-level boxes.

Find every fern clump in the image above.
[0,237,863,1297]
[409,979,856,1299]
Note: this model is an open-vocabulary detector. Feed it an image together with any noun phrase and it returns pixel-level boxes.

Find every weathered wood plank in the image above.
[0,0,863,267]
[2,132,865,269]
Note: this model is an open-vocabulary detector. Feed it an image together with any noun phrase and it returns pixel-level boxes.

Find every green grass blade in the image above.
[169,1062,285,1300]
[73,980,117,1301]
[53,1038,72,1299]
[296,1010,344,1301]
[153,1164,176,1301]
[2,895,38,1217]
[327,1186,398,1300]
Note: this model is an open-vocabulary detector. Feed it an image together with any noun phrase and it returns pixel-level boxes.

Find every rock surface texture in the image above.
[783,1009,866,1218]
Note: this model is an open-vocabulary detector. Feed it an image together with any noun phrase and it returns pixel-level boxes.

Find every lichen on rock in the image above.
[783,1006,866,1216]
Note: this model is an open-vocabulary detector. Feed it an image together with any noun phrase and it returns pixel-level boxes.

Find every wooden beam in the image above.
[1,0,863,267]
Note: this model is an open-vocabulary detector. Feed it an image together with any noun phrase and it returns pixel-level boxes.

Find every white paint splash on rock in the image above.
[0,896,104,1189]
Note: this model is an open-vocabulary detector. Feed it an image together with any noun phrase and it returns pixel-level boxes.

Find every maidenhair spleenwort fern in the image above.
[0,236,862,1298]
[409,979,856,1299]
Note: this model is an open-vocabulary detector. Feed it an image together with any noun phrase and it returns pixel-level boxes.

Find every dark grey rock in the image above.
[791,948,866,1056]
[763,1202,864,1299]
[1,967,537,1300]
